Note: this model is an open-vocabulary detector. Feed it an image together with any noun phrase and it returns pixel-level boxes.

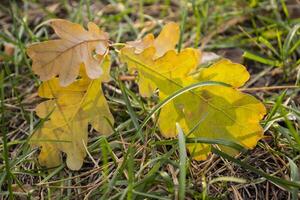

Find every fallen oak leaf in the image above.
[31,61,114,170]
[159,60,266,159]
[120,22,266,160]
[27,19,109,86]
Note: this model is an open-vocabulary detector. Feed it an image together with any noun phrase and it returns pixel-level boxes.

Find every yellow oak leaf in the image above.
[31,61,114,170]
[121,23,266,160]
[27,19,109,86]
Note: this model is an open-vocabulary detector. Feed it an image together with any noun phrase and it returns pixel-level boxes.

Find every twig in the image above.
[240,85,299,91]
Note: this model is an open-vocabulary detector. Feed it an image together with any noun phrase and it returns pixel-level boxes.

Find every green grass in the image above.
[1,0,300,199]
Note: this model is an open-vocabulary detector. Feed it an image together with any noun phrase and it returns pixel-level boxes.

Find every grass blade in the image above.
[186,137,246,152]
[119,80,141,136]
[283,24,300,58]
[288,158,300,200]
[243,51,282,67]
[176,123,187,200]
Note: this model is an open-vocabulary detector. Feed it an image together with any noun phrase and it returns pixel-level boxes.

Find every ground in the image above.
[1,0,300,199]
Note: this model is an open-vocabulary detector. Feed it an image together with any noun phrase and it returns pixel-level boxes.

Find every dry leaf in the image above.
[31,60,114,170]
[0,43,15,61]
[27,19,109,86]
